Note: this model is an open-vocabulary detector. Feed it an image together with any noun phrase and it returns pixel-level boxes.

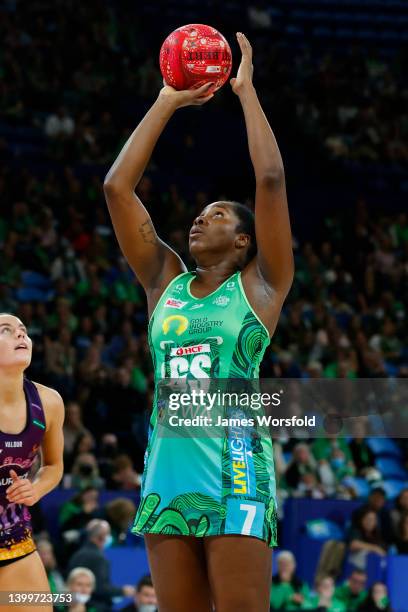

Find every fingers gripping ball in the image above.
[160,24,232,91]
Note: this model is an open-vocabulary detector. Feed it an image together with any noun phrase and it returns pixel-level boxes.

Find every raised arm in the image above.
[232,33,294,298]
[103,83,214,297]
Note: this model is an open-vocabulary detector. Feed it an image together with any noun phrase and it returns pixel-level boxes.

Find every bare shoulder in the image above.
[33,382,65,431]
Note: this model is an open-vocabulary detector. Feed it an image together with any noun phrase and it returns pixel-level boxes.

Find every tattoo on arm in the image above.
[139,219,159,245]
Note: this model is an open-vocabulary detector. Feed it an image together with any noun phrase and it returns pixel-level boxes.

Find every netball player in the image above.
[104,33,294,612]
[0,314,64,610]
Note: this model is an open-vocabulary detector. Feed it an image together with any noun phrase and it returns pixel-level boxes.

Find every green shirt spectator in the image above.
[334,570,368,611]
[270,577,309,610]
[270,550,310,610]
[304,593,346,611]
[113,278,142,304]
[312,438,353,464]
[303,576,346,612]
[357,581,391,611]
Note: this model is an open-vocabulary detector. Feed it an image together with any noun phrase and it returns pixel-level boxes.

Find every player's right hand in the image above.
[159,81,215,109]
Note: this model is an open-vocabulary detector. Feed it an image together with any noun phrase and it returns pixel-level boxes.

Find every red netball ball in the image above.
[159,24,232,92]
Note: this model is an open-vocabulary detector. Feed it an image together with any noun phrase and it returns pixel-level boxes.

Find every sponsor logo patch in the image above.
[170,344,211,356]
[213,295,230,307]
[162,315,189,336]
[164,298,187,309]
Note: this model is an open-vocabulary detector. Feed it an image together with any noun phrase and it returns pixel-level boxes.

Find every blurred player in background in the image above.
[104,33,293,612]
[0,313,64,610]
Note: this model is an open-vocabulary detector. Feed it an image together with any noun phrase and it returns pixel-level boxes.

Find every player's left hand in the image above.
[6,470,39,506]
[159,81,215,109]
[230,32,254,95]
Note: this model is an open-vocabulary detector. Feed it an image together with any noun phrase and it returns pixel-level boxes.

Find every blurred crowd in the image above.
[0,1,407,166]
[31,485,407,610]
[270,550,392,611]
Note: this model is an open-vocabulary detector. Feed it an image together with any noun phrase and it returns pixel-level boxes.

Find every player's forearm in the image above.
[32,464,63,500]
[238,85,284,183]
[104,96,176,193]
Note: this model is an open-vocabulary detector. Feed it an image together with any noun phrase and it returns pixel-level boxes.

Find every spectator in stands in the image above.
[63,401,92,472]
[59,487,102,534]
[50,246,87,288]
[58,487,103,566]
[357,582,392,612]
[72,431,97,456]
[390,487,408,538]
[105,366,145,456]
[347,508,388,570]
[36,538,66,596]
[121,575,157,612]
[312,438,356,483]
[393,511,408,555]
[97,433,120,483]
[104,498,137,545]
[108,454,141,491]
[44,327,77,397]
[68,452,105,490]
[348,421,376,476]
[304,575,345,611]
[285,443,324,497]
[45,106,75,139]
[352,488,393,544]
[334,569,368,612]
[65,567,98,612]
[67,519,136,609]
[270,550,309,611]
[77,344,105,386]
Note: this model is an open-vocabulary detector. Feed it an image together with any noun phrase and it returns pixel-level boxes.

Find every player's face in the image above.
[189,202,241,258]
[0,315,32,370]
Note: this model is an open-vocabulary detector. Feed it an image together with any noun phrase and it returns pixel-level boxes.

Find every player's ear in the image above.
[235,234,249,249]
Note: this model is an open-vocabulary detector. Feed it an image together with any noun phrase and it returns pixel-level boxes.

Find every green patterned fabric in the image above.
[132,271,278,546]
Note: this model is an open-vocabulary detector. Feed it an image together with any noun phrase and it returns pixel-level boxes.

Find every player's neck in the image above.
[0,370,25,406]
[194,264,236,287]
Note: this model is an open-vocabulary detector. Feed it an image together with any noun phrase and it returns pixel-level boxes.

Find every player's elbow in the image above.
[103,170,131,201]
[103,176,122,199]
[256,168,285,189]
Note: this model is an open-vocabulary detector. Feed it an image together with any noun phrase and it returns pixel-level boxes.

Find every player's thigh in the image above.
[204,535,272,612]
[0,551,52,611]
[145,534,212,612]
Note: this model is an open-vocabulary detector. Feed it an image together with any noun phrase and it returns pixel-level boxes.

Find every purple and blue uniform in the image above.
[0,379,46,561]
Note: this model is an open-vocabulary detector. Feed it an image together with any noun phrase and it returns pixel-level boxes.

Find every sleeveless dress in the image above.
[132,270,278,546]
[0,379,46,560]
